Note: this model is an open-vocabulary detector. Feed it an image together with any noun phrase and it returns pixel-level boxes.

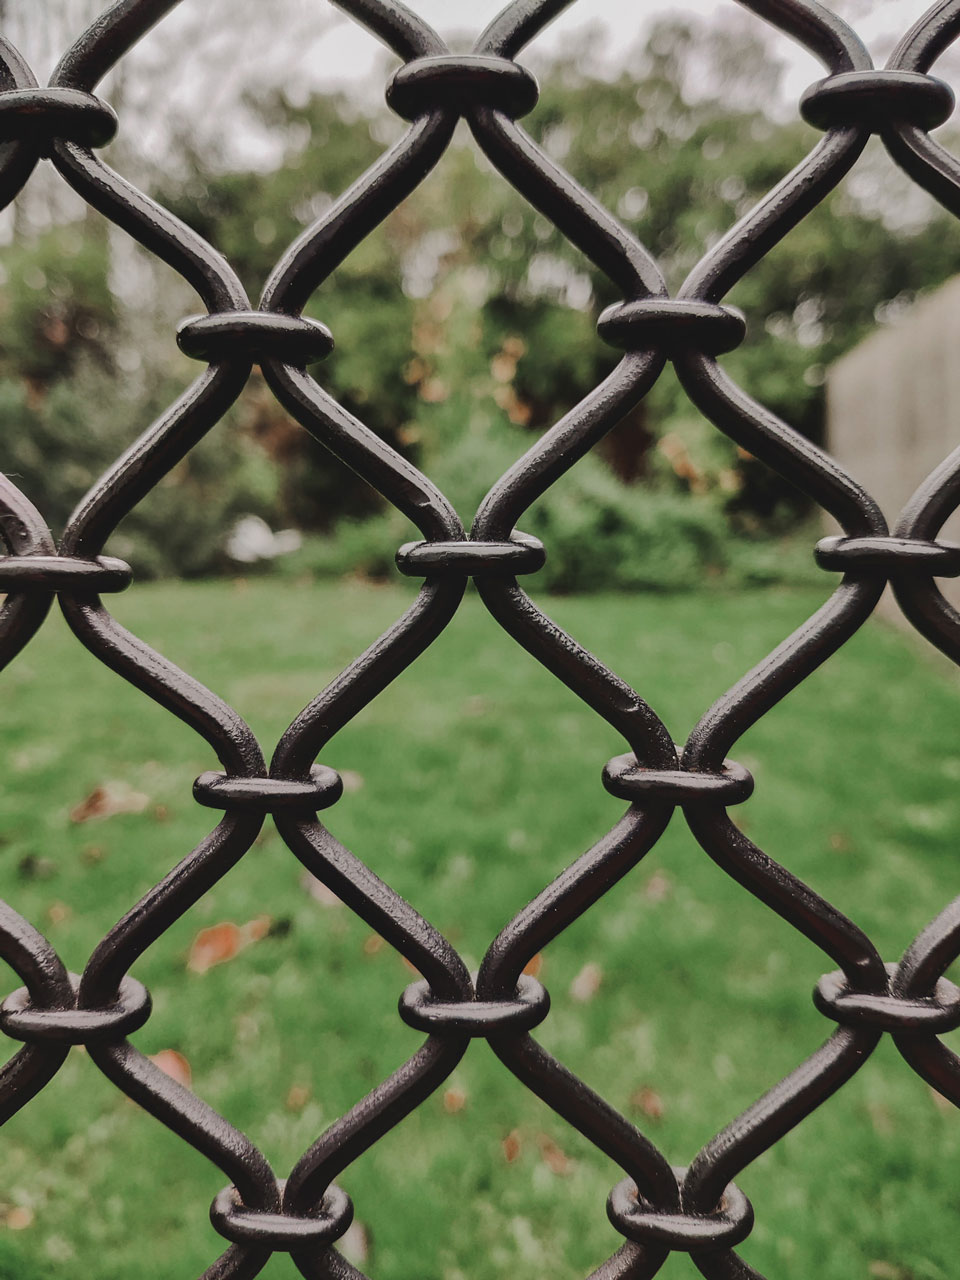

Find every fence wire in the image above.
[1,1,960,1276]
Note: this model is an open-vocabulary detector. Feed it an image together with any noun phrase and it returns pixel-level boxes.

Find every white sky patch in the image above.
[305,1,960,108]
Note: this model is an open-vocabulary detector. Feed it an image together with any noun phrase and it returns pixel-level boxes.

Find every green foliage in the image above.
[0,224,289,576]
[0,226,115,385]
[8,19,960,583]
[157,94,422,533]
[0,351,285,578]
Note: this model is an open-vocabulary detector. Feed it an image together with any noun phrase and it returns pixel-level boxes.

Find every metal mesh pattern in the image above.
[2,2,960,1276]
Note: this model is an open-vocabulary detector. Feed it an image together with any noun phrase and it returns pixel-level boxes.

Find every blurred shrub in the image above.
[0,357,284,578]
[281,466,820,594]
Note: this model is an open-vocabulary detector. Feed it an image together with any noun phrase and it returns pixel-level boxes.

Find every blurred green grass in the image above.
[0,577,958,1280]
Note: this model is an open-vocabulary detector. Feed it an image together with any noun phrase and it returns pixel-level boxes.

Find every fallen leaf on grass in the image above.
[4,1206,34,1230]
[501,1129,523,1163]
[149,1050,192,1089]
[443,1087,468,1114]
[537,1134,573,1175]
[46,902,71,927]
[642,870,672,903]
[363,934,385,956]
[241,916,271,944]
[285,1084,311,1112]
[523,953,543,979]
[70,781,150,824]
[869,1264,911,1280]
[569,962,602,1002]
[630,1086,665,1121]
[188,923,241,971]
[187,917,272,973]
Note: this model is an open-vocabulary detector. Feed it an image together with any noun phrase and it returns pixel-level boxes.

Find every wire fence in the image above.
[1,2,960,1277]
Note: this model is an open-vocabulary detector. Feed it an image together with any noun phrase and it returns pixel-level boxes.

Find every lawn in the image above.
[0,577,958,1280]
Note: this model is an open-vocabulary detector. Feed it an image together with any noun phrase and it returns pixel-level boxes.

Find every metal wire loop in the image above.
[176,312,335,366]
[386,55,540,121]
[815,535,960,576]
[193,765,344,813]
[0,554,132,593]
[602,752,754,805]
[0,974,151,1045]
[606,1170,755,1250]
[210,1182,354,1248]
[398,974,550,1036]
[800,71,955,132]
[815,965,960,1033]
[597,299,747,356]
[396,532,546,578]
[0,88,118,151]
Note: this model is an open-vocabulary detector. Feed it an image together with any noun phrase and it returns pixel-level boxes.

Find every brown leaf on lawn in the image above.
[149,1049,192,1089]
[501,1129,523,1163]
[5,1206,34,1230]
[240,915,272,945]
[187,917,271,973]
[569,962,602,1002]
[285,1084,311,1112]
[868,1264,910,1280]
[829,831,851,852]
[537,1134,573,1176]
[363,934,385,956]
[523,953,543,979]
[70,780,150,824]
[642,870,672,903]
[46,902,71,927]
[188,922,241,972]
[443,1087,468,1114]
[630,1086,665,1121]
[300,872,342,907]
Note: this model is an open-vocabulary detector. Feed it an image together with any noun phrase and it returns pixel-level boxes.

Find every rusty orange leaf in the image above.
[149,1049,192,1089]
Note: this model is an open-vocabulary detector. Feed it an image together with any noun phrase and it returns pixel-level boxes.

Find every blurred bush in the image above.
[4,16,960,586]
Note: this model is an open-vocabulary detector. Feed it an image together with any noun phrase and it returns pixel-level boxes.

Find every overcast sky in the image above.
[5,1,957,173]
[304,0,958,102]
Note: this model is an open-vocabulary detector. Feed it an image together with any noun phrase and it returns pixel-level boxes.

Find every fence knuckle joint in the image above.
[0,973,151,1045]
[815,964,960,1034]
[801,70,955,132]
[177,311,335,366]
[387,55,539,121]
[193,765,344,813]
[607,1170,754,1250]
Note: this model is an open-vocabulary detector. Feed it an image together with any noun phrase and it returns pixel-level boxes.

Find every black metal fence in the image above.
[2,1,960,1277]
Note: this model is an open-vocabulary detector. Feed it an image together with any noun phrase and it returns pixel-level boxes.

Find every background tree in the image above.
[4,11,960,580]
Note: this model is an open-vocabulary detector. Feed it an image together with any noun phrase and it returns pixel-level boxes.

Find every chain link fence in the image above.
[1,1,960,1276]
